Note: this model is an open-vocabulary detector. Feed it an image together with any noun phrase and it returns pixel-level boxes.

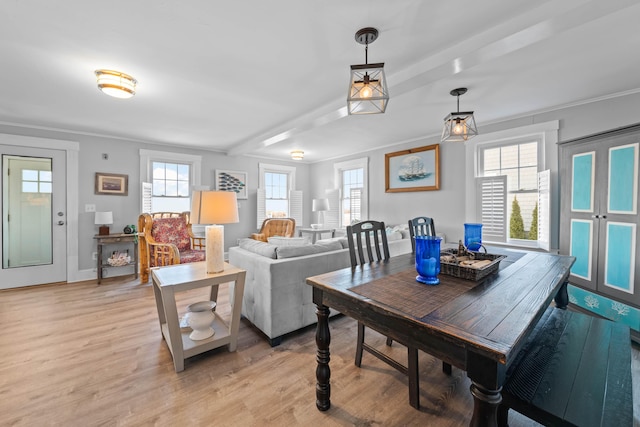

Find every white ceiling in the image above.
[1,0,640,162]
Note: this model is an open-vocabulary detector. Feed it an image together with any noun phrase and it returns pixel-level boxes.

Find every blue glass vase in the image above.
[464,223,483,251]
[415,236,442,285]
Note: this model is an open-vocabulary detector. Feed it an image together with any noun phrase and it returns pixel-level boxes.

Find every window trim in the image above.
[139,149,202,213]
[465,120,559,250]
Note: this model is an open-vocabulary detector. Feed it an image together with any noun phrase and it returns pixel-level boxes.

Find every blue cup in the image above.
[415,236,442,285]
[464,223,483,251]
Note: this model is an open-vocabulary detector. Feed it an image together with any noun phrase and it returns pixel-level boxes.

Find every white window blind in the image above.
[324,189,340,229]
[538,169,551,251]
[256,188,266,229]
[476,175,507,242]
[289,190,303,226]
[350,187,362,223]
[142,182,152,214]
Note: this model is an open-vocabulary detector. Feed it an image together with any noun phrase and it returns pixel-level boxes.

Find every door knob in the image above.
[57,221,65,226]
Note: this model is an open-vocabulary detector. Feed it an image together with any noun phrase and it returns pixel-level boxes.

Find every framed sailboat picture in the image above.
[385,144,440,192]
[215,170,248,199]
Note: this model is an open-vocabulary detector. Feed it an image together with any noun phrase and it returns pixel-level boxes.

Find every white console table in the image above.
[299,228,335,243]
[151,261,246,372]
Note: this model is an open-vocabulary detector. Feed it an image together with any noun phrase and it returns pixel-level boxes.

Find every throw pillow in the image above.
[276,243,334,259]
[267,236,309,246]
[239,238,278,259]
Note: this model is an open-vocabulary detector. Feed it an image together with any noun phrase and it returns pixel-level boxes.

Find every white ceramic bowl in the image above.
[310,224,322,229]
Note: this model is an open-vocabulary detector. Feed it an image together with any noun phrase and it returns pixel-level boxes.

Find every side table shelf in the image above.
[93,233,139,284]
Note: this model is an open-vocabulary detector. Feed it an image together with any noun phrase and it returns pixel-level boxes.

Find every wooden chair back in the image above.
[346,220,390,267]
[251,218,296,242]
[408,216,436,253]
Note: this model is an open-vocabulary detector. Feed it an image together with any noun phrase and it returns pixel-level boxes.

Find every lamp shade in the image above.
[312,198,330,212]
[94,211,113,225]
[191,191,239,225]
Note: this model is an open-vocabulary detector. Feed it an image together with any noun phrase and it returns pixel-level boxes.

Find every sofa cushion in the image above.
[276,242,341,259]
[268,236,308,246]
[239,238,277,259]
[316,237,349,249]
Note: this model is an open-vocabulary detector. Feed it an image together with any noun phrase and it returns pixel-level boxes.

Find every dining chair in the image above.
[346,220,418,384]
[408,216,436,252]
[408,216,452,375]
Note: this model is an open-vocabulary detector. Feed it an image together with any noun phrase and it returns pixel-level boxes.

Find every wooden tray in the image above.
[439,249,506,281]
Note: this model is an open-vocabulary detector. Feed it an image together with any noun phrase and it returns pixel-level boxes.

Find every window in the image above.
[479,140,539,240]
[333,157,368,227]
[475,131,552,249]
[257,163,302,228]
[139,149,201,213]
[22,169,52,193]
[264,172,289,218]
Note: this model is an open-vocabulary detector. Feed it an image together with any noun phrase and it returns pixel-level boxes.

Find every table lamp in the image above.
[191,191,239,273]
[95,211,113,235]
[312,198,330,227]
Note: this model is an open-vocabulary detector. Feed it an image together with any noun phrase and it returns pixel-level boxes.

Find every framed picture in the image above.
[385,144,440,192]
[95,172,128,196]
[215,170,248,199]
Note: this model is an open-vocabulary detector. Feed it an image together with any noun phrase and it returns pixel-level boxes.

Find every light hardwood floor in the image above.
[1,275,638,426]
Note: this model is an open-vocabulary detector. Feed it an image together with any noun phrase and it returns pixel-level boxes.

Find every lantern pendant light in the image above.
[441,88,478,142]
[347,27,389,115]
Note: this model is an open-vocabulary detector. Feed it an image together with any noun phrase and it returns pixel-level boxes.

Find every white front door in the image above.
[1,145,66,288]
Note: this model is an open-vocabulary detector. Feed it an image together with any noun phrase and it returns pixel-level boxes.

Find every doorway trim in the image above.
[0,134,79,283]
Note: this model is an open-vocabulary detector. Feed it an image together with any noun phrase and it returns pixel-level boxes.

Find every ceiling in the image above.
[1,0,640,163]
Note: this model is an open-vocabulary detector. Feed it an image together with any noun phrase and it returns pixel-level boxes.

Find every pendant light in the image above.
[441,88,478,142]
[347,27,389,115]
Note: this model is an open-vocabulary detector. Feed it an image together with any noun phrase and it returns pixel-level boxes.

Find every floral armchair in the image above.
[138,212,205,283]
[251,218,296,242]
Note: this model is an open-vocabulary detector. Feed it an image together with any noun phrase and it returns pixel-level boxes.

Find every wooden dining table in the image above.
[306,251,575,427]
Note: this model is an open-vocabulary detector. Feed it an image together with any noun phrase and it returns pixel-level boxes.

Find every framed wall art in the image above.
[385,144,440,192]
[215,170,248,199]
[95,172,128,196]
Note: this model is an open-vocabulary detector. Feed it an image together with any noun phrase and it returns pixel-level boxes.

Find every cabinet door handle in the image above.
[591,215,599,219]
[600,215,607,219]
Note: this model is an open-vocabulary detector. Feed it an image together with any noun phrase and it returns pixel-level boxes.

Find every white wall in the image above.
[310,91,640,249]
[0,124,311,281]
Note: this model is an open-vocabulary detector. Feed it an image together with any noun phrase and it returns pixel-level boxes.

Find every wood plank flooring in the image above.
[1,276,638,426]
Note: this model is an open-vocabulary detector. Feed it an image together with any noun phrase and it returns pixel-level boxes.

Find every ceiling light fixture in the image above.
[441,88,478,142]
[291,150,304,160]
[347,27,389,115]
[95,69,137,99]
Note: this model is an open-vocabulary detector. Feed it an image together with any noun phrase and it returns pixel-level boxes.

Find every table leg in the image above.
[315,303,331,411]
[469,382,501,427]
[407,347,419,409]
[554,280,569,309]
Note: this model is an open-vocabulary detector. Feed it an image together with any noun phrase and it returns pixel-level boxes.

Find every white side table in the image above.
[299,228,336,243]
[151,261,246,372]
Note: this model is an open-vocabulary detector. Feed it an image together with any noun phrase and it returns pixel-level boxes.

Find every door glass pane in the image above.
[3,155,53,268]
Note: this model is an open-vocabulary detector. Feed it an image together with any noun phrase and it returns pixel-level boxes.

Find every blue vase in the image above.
[415,236,442,285]
[464,223,483,251]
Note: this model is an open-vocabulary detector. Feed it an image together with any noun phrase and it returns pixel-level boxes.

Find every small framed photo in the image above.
[215,170,248,199]
[95,172,128,196]
[385,144,440,192]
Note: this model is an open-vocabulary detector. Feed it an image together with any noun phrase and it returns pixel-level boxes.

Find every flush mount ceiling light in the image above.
[291,150,304,160]
[347,27,389,115]
[441,88,478,142]
[95,69,137,99]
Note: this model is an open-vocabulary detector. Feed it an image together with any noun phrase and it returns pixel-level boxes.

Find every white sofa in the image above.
[228,231,412,346]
